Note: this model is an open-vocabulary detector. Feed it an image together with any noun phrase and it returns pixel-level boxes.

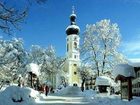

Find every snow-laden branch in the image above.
[81,19,126,76]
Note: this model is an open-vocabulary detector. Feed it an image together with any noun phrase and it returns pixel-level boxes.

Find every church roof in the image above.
[66,7,80,35]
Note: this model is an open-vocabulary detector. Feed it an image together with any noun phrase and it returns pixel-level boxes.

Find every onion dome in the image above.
[66,7,80,35]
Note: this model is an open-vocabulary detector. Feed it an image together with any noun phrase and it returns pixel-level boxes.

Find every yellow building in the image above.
[64,7,81,86]
[55,7,81,88]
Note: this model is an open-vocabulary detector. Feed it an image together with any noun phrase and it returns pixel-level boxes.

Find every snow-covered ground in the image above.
[0,85,140,105]
[88,93,140,105]
[0,85,40,105]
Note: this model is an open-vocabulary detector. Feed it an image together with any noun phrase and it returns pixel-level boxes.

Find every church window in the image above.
[74,42,77,49]
[74,37,77,41]
[74,71,77,75]
[73,64,77,66]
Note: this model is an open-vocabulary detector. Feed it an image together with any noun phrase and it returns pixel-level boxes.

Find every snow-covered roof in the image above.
[95,76,112,86]
[70,13,77,18]
[66,25,80,31]
[27,63,40,76]
[113,64,136,79]
[128,59,140,67]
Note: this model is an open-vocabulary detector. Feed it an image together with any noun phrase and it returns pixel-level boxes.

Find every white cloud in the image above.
[121,36,140,58]
[123,42,140,54]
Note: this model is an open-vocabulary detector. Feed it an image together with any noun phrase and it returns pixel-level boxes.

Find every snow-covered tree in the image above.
[81,19,126,76]
[28,45,64,84]
[78,64,96,90]
[0,38,27,83]
[28,45,46,64]
[42,46,64,86]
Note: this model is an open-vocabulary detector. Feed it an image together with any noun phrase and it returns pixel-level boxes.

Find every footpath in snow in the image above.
[36,86,91,105]
[36,86,140,105]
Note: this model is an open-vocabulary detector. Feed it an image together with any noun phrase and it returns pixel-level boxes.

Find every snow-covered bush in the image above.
[0,86,40,105]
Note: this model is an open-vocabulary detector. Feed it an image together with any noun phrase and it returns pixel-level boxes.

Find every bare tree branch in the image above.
[0,0,47,35]
[0,1,28,34]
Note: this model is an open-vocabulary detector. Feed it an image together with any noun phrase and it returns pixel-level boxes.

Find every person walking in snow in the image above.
[45,85,49,96]
[81,86,84,92]
[18,75,23,87]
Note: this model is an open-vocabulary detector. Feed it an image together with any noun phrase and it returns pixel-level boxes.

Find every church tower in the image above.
[65,7,80,86]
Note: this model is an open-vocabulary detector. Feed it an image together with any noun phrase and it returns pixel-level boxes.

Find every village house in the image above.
[129,61,140,96]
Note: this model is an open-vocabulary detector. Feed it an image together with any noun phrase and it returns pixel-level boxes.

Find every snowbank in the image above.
[78,89,140,105]
[0,86,40,105]
[27,63,40,76]
[55,86,81,96]
[80,89,96,102]
[113,64,135,79]
[90,93,140,105]
[95,76,112,86]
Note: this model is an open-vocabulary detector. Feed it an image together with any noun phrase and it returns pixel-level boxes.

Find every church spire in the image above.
[66,6,80,35]
[72,6,75,14]
[70,6,76,25]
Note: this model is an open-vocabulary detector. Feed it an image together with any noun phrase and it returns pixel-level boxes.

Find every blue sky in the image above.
[1,0,140,59]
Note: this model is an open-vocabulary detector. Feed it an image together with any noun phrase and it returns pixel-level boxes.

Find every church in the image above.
[56,7,81,88]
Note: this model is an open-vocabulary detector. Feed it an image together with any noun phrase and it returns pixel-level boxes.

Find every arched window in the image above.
[73,64,77,66]
[74,71,77,75]
[74,37,77,41]
[74,42,77,49]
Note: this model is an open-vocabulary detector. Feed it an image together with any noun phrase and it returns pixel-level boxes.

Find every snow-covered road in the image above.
[36,86,92,105]
[36,95,91,105]
[35,86,140,105]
